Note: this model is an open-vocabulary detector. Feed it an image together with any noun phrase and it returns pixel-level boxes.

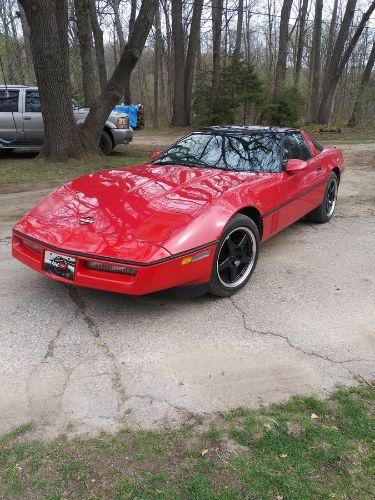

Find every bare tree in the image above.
[81,0,157,151]
[318,0,375,124]
[129,0,137,37]
[349,39,375,126]
[309,0,323,121]
[0,0,16,83]
[234,0,244,58]
[74,0,98,106]
[325,0,339,71]
[294,0,308,87]
[109,0,125,50]
[89,0,107,92]
[153,1,161,128]
[273,0,293,100]
[211,0,224,114]
[171,0,185,126]
[184,0,204,125]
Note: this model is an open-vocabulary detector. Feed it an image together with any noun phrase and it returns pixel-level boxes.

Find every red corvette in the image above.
[12,126,344,297]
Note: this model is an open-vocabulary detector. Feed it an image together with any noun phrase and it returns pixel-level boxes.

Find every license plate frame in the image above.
[43,251,76,281]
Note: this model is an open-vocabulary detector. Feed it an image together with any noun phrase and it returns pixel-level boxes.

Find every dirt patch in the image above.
[335,143,375,218]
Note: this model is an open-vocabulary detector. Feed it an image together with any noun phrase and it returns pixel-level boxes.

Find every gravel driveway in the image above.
[0,143,374,439]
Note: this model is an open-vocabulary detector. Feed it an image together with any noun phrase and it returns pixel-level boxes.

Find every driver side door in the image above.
[278,132,326,231]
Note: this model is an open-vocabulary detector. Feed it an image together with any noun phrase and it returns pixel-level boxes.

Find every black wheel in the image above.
[209,214,260,297]
[100,131,113,156]
[306,172,338,223]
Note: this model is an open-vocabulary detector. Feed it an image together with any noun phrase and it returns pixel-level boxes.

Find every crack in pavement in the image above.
[128,393,198,416]
[44,326,64,359]
[229,297,373,384]
[67,286,127,415]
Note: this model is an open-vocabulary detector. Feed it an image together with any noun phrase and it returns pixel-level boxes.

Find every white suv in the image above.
[0,85,133,155]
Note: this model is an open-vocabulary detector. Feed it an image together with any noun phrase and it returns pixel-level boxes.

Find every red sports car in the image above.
[12,126,344,297]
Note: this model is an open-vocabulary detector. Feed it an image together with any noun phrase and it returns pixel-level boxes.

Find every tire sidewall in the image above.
[209,214,260,297]
[100,131,113,156]
[322,172,338,222]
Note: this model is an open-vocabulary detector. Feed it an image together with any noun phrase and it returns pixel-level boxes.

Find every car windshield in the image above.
[153,132,282,173]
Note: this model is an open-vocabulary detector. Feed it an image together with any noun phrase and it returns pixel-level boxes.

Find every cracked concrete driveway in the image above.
[0,143,374,438]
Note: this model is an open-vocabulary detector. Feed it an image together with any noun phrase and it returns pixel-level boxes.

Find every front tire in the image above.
[100,131,113,156]
[209,214,260,297]
[306,172,338,223]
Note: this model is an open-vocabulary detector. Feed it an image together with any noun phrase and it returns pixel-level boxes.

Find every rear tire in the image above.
[100,131,113,156]
[209,214,260,297]
[305,172,338,223]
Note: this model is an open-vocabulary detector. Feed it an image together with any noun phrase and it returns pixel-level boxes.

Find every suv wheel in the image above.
[100,131,113,156]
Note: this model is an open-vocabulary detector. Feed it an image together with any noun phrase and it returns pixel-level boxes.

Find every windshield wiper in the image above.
[153,158,214,169]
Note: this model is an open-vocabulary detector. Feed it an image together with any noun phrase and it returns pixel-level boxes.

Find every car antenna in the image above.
[0,54,20,145]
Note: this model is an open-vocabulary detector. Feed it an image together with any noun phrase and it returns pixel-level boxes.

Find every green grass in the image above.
[0,385,374,499]
[0,153,147,189]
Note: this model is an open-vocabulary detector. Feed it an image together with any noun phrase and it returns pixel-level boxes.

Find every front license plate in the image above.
[44,251,76,281]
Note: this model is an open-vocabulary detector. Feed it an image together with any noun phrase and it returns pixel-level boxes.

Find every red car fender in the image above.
[162,179,275,255]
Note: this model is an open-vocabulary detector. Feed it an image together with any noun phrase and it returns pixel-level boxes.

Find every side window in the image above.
[295,133,313,160]
[0,90,19,112]
[283,134,300,161]
[284,133,312,161]
[25,91,41,113]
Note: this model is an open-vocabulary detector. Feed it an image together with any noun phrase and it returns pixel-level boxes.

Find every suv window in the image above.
[284,133,312,161]
[0,90,19,112]
[25,90,41,112]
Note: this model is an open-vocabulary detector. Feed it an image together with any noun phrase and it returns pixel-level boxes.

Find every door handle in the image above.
[23,116,31,120]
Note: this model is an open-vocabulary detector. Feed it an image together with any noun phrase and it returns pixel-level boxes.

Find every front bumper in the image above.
[111,127,133,146]
[12,233,215,296]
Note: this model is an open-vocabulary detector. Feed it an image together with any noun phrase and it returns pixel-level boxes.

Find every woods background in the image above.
[1,1,375,138]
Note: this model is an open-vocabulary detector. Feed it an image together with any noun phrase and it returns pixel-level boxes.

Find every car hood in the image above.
[14,164,262,262]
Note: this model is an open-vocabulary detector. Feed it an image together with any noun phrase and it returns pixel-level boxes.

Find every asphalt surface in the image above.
[0,144,374,438]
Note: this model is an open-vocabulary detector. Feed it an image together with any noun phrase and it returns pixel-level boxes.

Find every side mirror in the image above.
[285,159,308,173]
[150,150,162,162]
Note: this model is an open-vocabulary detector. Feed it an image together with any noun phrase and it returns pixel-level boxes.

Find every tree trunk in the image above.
[317,0,357,123]
[325,0,339,72]
[110,0,125,50]
[309,0,323,122]
[184,0,203,125]
[81,0,157,150]
[17,1,33,65]
[348,40,375,126]
[171,0,185,126]
[294,0,308,87]
[74,0,98,107]
[318,0,375,124]
[273,0,293,100]
[19,0,83,160]
[129,0,137,38]
[89,0,107,93]
[234,0,244,58]
[211,0,224,115]
[153,2,161,128]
